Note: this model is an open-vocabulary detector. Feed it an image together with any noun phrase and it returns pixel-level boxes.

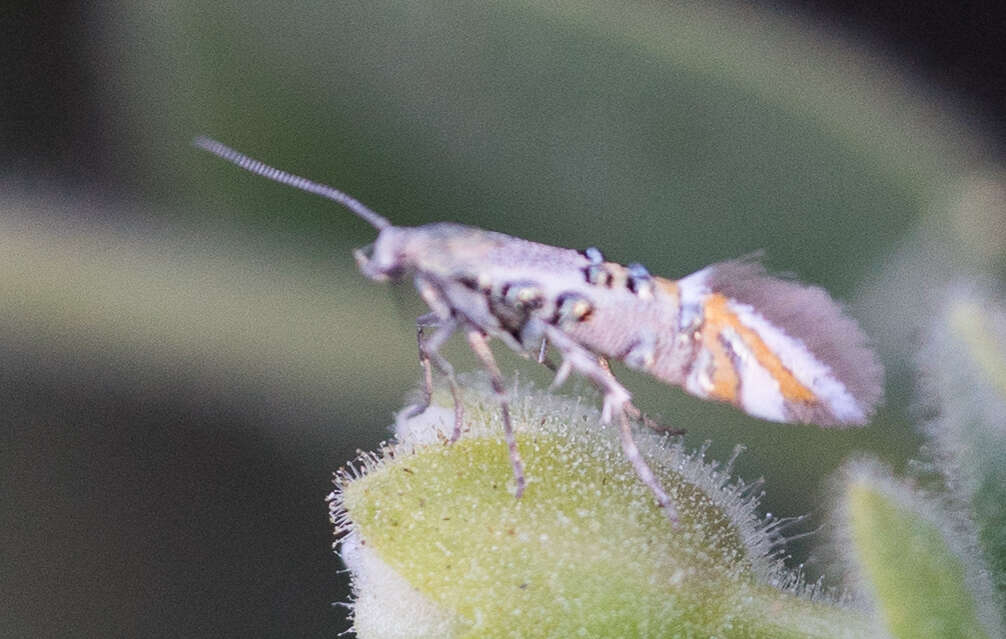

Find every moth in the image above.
[194,137,883,524]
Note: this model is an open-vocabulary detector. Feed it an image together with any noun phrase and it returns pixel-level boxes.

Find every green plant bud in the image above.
[331,376,874,638]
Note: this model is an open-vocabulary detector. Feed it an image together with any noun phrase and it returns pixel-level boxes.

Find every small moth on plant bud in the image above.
[194,137,883,525]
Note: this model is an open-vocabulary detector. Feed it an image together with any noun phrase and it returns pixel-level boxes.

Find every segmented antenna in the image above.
[193,136,391,231]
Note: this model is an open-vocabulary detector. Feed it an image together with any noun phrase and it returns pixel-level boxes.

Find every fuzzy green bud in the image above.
[330,377,873,638]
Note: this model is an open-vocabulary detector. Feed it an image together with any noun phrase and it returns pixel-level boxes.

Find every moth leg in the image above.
[407,312,440,418]
[413,276,470,440]
[544,326,679,525]
[622,403,685,436]
[465,328,527,499]
[617,410,680,525]
[597,357,686,436]
[534,341,559,372]
[541,326,629,415]
[405,315,465,442]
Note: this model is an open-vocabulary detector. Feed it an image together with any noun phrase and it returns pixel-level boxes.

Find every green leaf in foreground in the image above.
[331,377,875,638]
[918,290,1006,594]
[841,462,1000,639]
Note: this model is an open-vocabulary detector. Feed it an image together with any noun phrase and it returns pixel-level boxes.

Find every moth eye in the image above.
[383,264,407,281]
[554,292,594,325]
[626,262,654,299]
[356,243,376,260]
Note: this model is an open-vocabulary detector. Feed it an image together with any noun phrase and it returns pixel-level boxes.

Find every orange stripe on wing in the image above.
[703,294,817,403]
[701,323,740,402]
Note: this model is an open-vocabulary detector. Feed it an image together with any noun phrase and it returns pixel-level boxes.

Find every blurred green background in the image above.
[4,2,1004,637]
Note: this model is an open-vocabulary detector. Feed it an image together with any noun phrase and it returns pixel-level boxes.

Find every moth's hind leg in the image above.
[543,346,685,436]
[621,403,685,436]
[597,357,686,437]
[616,410,679,525]
[404,314,465,442]
[465,328,527,499]
[544,326,680,525]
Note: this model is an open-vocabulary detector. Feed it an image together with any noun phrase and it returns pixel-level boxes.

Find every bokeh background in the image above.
[4,2,1005,637]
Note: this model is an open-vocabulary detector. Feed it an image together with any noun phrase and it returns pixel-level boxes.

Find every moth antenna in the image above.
[193,136,392,231]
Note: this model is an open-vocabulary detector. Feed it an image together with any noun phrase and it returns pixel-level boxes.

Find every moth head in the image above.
[354,227,409,282]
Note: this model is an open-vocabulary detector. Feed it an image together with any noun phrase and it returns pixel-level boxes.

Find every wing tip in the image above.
[707,259,884,426]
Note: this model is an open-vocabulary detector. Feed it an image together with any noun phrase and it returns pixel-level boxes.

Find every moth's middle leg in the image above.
[465,328,527,499]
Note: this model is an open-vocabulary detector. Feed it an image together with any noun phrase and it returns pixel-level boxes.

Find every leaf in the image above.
[842,462,999,639]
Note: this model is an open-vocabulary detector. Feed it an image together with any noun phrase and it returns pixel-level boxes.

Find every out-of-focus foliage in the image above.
[841,463,1000,638]
[917,291,1006,596]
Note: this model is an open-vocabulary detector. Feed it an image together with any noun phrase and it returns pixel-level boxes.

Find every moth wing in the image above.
[673,259,883,426]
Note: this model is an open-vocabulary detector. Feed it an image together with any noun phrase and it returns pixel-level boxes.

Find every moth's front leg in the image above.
[414,318,465,442]
[412,278,465,441]
[407,312,437,412]
[403,314,455,425]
